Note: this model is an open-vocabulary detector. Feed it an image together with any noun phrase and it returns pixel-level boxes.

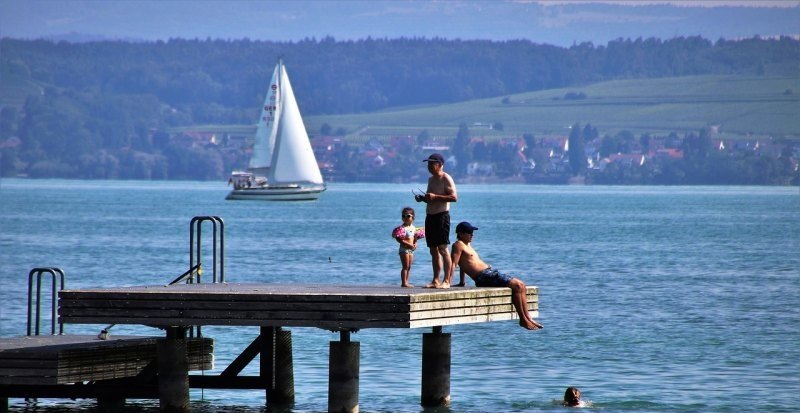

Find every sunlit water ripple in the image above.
[1,179,798,412]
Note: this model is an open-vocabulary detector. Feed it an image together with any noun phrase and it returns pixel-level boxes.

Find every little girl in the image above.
[392,207,425,287]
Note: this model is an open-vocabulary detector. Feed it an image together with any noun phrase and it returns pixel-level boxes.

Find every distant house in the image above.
[421,140,450,152]
[652,148,683,159]
[173,131,217,148]
[537,135,569,158]
[609,153,645,166]
[311,136,346,153]
[224,134,248,149]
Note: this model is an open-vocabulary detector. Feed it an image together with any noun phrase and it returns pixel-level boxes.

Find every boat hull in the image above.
[225,185,326,201]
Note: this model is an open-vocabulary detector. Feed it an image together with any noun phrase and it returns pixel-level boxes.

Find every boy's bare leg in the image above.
[509,279,543,330]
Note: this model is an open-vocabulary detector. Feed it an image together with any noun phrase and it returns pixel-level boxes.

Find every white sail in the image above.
[226,59,325,201]
[268,62,324,185]
[248,64,281,171]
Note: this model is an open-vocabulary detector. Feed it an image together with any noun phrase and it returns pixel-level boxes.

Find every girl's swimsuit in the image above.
[393,224,425,254]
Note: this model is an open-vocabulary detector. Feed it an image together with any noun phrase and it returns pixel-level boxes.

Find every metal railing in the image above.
[189,216,225,283]
[27,267,65,336]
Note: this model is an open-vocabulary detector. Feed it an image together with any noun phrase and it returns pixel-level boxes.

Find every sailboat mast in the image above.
[267,59,284,182]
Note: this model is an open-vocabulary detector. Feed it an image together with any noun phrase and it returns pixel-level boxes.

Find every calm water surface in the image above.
[1,179,798,412]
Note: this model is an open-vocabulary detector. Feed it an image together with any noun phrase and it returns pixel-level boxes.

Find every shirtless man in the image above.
[415,153,458,288]
[449,221,543,330]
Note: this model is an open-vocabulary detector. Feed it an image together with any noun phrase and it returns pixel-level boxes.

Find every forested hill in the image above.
[0,36,798,180]
[3,36,798,117]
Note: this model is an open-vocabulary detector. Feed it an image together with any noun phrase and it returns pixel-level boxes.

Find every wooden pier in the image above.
[3,283,539,412]
[58,283,538,329]
[0,334,212,411]
[0,335,212,385]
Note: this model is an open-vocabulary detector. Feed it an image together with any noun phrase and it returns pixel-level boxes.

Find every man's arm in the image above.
[455,267,466,287]
[448,241,463,284]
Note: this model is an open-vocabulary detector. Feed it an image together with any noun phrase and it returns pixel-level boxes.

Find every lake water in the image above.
[1,179,798,412]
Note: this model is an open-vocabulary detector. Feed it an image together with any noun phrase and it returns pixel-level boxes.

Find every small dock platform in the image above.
[0,335,212,385]
[58,283,538,329]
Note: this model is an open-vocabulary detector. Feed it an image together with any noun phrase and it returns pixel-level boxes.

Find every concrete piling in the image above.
[157,327,189,412]
[273,328,295,405]
[421,326,451,407]
[328,331,359,413]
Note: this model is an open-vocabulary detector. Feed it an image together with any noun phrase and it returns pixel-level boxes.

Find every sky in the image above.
[541,0,797,6]
[0,0,798,47]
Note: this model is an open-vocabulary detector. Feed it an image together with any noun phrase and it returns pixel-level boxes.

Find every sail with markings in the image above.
[226,59,325,201]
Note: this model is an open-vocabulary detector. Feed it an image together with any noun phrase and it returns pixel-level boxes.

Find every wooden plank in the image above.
[61,284,420,303]
[63,303,532,324]
[60,294,536,313]
[409,311,540,328]
[59,298,411,313]
[58,284,539,330]
[59,300,537,324]
[60,284,537,304]
[0,336,213,385]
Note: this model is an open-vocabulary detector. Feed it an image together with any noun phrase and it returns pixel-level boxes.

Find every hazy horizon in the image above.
[1,0,798,47]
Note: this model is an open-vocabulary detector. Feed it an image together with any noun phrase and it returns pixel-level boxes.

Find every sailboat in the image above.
[226,59,326,201]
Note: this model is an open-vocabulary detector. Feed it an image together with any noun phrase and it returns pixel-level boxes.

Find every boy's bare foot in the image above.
[437,282,451,289]
[425,280,440,288]
[401,283,414,288]
[520,320,544,330]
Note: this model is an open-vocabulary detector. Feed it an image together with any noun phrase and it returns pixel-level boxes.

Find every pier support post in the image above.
[261,326,295,407]
[328,330,359,413]
[97,395,125,412]
[157,327,189,413]
[421,326,451,407]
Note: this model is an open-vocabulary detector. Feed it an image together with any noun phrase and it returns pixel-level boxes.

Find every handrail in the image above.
[189,216,225,283]
[27,267,66,336]
[169,263,203,285]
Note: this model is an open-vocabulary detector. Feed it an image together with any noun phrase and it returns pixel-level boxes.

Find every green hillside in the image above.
[5,73,798,142]
[0,73,43,109]
[306,75,800,140]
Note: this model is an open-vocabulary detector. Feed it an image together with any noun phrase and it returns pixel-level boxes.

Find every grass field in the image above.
[306,75,800,140]
[3,73,797,141]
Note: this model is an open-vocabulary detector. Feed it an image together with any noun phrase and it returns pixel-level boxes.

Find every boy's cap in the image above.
[456,221,479,233]
[423,153,445,164]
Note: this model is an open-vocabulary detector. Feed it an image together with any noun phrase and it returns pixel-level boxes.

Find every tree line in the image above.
[1,35,798,181]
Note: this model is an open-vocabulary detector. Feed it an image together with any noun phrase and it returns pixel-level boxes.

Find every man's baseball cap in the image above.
[456,221,479,233]
[423,153,445,164]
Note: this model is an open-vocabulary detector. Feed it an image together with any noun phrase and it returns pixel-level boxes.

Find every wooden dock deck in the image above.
[0,335,212,386]
[2,283,539,412]
[0,333,213,411]
[59,283,539,329]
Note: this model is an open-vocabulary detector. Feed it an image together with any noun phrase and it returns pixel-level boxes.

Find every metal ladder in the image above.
[168,216,225,337]
[27,267,65,336]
